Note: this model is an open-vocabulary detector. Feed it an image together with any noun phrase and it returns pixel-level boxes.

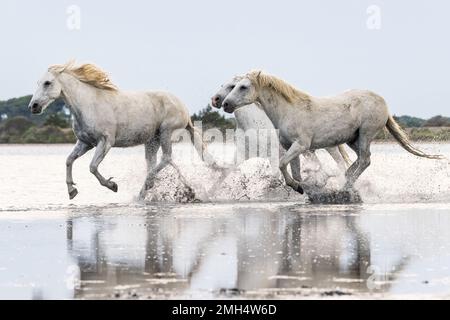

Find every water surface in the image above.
[0,144,449,299]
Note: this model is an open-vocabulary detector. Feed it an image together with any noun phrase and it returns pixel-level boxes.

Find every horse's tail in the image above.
[186,119,220,169]
[386,114,444,160]
[338,144,352,167]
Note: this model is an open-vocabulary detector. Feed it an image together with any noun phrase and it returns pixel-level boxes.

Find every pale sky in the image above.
[0,0,449,117]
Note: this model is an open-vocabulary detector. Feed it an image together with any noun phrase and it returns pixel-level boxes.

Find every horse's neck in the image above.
[58,73,105,120]
[256,89,287,129]
[257,88,311,129]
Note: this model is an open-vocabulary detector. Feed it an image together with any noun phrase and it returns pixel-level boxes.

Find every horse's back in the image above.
[112,90,190,146]
[315,89,388,121]
[305,89,389,148]
[343,89,389,126]
[121,90,190,122]
[149,91,191,128]
[340,89,387,111]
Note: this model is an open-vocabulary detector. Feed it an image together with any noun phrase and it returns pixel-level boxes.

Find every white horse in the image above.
[222,71,443,194]
[210,76,351,184]
[28,61,217,200]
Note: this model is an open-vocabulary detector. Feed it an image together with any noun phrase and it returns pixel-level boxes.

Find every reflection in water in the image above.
[66,205,392,299]
[2,203,450,299]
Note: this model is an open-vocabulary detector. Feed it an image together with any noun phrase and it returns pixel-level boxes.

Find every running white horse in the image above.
[28,61,217,200]
[210,76,350,185]
[222,71,443,194]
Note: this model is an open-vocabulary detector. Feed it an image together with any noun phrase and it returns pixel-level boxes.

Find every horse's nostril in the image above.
[30,102,40,112]
[214,96,220,102]
[223,102,229,108]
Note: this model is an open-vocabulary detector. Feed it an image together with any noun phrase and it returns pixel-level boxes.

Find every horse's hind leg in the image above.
[343,141,360,180]
[66,140,93,199]
[89,138,117,192]
[139,129,193,200]
[163,130,194,192]
[344,135,372,190]
[138,135,161,198]
[145,134,160,174]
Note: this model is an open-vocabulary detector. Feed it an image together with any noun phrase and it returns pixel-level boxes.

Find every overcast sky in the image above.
[0,0,449,117]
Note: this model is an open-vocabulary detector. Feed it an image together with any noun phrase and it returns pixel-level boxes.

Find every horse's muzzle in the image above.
[211,95,221,108]
[222,101,235,114]
[29,102,42,114]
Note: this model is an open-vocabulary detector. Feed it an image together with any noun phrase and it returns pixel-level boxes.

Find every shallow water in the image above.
[1,202,450,299]
[0,143,450,299]
[1,143,449,208]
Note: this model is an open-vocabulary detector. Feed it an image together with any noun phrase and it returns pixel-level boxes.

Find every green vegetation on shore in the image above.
[0,116,75,144]
[191,105,235,131]
[0,95,74,143]
[374,115,450,142]
[1,95,450,143]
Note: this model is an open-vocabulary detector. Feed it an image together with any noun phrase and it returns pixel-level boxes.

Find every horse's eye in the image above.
[44,81,52,87]
[229,85,235,90]
[240,85,248,91]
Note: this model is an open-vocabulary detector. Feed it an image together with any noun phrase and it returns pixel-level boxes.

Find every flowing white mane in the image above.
[246,70,310,104]
[48,61,118,91]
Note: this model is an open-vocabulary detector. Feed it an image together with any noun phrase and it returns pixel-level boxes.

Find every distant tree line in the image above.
[0,95,73,143]
[191,105,235,132]
[394,115,450,128]
[0,95,70,125]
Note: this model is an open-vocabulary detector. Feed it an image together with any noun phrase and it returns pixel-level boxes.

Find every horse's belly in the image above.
[115,128,156,147]
[311,124,359,149]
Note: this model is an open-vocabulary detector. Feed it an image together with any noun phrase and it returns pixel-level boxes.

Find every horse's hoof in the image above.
[295,185,304,194]
[107,181,119,192]
[185,187,197,202]
[69,188,78,200]
[307,189,363,205]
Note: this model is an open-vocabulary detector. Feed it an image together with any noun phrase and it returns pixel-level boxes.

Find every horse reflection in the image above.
[65,206,399,298]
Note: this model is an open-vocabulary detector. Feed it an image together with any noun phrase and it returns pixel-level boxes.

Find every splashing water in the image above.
[0,143,449,210]
[143,142,450,204]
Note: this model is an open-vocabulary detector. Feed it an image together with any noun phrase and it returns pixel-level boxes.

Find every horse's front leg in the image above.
[66,140,93,199]
[279,141,307,194]
[279,140,301,181]
[89,138,117,192]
